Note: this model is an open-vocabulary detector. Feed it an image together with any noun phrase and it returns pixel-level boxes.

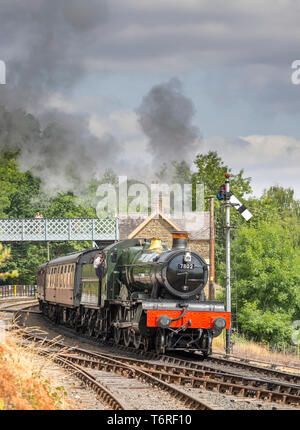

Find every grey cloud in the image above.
[0,0,299,196]
[1,0,300,111]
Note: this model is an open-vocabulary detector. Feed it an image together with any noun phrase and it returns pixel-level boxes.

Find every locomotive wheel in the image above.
[123,329,132,347]
[74,309,82,332]
[155,330,166,355]
[94,315,101,338]
[133,332,142,349]
[101,317,109,341]
[143,336,150,352]
[202,332,213,358]
[79,311,88,333]
[113,326,122,345]
[87,312,96,337]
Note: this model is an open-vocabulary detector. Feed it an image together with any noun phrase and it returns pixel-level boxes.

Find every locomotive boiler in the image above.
[37,231,230,357]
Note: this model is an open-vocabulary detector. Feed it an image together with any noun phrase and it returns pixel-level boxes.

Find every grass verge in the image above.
[213,331,300,369]
[0,326,74,410]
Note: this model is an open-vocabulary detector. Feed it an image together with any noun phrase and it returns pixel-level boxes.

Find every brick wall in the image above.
[132,216,210,256]
[133,216,174,247]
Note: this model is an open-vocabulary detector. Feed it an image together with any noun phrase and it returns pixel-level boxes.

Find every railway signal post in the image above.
[224,173,232,354]
[217,173,253,354]
[208,195,215,301]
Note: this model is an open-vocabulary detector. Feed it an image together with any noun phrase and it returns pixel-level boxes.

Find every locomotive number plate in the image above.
[177,263,194,270]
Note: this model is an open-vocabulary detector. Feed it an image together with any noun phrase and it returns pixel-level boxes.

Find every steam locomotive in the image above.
[37,231,230,356]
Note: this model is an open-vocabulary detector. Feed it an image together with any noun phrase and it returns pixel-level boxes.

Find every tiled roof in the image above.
[118,211,210,241]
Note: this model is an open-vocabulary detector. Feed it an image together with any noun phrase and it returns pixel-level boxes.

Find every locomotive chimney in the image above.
[172,231,189,249]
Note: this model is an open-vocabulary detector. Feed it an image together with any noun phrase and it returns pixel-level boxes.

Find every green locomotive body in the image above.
[37,233,230,356]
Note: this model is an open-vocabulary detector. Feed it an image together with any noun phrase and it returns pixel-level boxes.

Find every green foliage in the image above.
[237,303,293,348]
[0,150,94,285]
[0,150,40,218]
[192,151,253,285]
[228,201,300,347]
[192,153,300,348]
[0,242,18,280]
[231,222,300,315]
[193,151,252,200]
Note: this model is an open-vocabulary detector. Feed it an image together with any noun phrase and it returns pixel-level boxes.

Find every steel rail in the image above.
[56,352,215,410]
[58,351,300,407]
[36,307,300,385]
[19,333,214,410]
[203,355,300,385]
[51,355,126,410]
[106,340,300,385]
[210,352,300,372]
[18,333,299,408]
[0,299,38,311]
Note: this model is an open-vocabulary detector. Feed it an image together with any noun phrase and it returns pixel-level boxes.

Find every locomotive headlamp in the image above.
[213,317,226,330]
[184,251,192,263]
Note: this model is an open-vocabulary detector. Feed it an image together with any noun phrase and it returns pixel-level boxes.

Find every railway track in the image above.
[4,303,215,410]
[203,354,300,384]
[48,355,126,410]
[19,333,215,410]
[0,298,38,311]
[102,340,300,386]
[110,342,300,386]
[19,332,300,409]
[56,350,300,407]
[11,307,300,410]
[211,351,300,373]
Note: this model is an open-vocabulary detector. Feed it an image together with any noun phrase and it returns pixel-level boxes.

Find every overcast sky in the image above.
[0,0,300,198]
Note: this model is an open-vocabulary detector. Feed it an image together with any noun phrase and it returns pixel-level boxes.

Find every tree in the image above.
[237,302,293,347]
[193,151,252,199]
[228,221,300,346]
[0,150,98,284]
[262,186,300,218]
[0,243,18,280]
[192,151,252,284]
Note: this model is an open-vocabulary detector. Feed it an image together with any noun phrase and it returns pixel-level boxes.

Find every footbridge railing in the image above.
[0,218,119,242]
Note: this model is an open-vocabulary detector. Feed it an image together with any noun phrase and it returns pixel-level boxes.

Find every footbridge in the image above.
[0,218,119,242]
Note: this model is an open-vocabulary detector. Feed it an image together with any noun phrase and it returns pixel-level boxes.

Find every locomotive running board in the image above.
[142,300,226,313]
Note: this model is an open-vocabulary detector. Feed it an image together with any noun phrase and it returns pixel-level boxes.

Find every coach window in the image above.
[58,266,60,288]
[71,264,74,284]
[67,265,70,287]
[65,265,68,288]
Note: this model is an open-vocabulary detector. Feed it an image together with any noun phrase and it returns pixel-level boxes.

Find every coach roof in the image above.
[45,248,99,266]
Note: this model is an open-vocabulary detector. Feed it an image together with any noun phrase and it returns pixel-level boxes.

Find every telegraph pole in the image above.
[224,173,231,354]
